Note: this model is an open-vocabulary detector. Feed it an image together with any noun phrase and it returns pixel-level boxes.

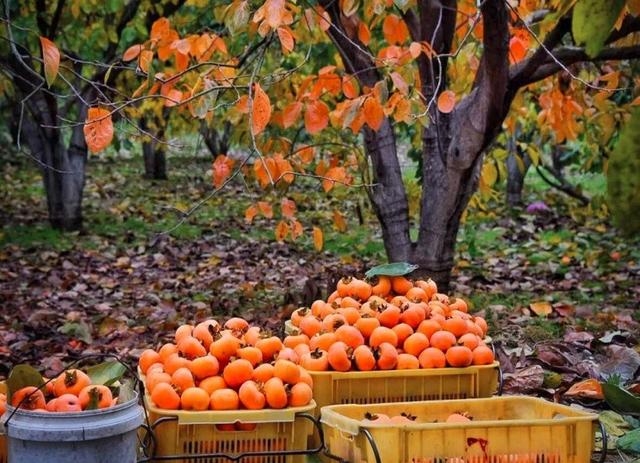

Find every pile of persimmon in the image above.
[139,317,313,412]
[287,275,494,372]
[9,369,116,412]
[360,411,472,424]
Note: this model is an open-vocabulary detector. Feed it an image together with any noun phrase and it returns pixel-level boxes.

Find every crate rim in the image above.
[307,361,499,379]
[320,395,598,436]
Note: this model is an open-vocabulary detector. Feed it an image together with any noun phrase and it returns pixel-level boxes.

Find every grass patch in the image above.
[523,317,564,342]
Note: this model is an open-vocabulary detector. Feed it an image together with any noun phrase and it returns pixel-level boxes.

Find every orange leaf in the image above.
[290,219,303,240]
[312,226,323,251]
[123,44,142,62]
[283,101,303,128]
[390,72,408,96]
[164,88,182,107]
[277,27,295,53]
[281,198,296,218]
[363,97,384,131]
[509,36,527,64]
[254,158,277,187]
[437,90,456,113]
[212,154,234,188]
[258,201,273,218]
[83,107,113,154]
[631,95,640,106]
[251,83,271,135]
[333,209,347,232]
[274,154,295,183]
[357,22,370,45]
[296,145,315,164]
[39,37,60,87]
[382,15,408,45]
[151,18,171,45]
[304,100,329,134]
[409,42,422,59]
[275,220,289,241]
[139,50,153,73]
[245,205,258,223]
[171,39,191,55]
[236,95,250,114]
[529,301,552,317]
[564,379,603,400]
[342,75,358,99]
[322,166,346,192]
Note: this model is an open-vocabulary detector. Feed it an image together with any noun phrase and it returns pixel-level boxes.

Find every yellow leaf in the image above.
[275,220,289,241]
[481,162,498,187]
[529,301,552,317]
[333,210,347,232]
[312,226,323,251]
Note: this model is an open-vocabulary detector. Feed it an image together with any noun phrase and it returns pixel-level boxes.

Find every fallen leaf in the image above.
[529,301,552,317]
[564,378,604,400]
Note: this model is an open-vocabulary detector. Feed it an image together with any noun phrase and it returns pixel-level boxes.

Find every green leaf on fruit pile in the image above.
[603,382,640,416]
[572,0,625,58]
[365,262,418,279]
[87,361,126,387]
[618,428,640,453]
[598,410,630,450]
[7,364,44,401]
[117,378,136,404]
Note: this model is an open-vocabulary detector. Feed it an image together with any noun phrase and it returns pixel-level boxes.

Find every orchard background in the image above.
[0,0,639,457]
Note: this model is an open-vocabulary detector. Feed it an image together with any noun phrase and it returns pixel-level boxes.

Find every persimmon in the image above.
[288,382,313,407]
[199,375,227,395]
[151,383,180,410]
[400,305,426,329]
[79,385,113,409]
[276,347,299,363]
[223,359,254,389]
[210,388,240,410]
[244,326,261,346]
[190,355,220,379]
[415,279,438,299]
[432,293,450,305]
[339,296,361,310]
[159,343,179,363]
[283,333,310,349]
[300,349,329,371]
[164,353,190,375]
[210,334,241,363]
[354,315,380,338]
[309,332,337,351]
[238,381,266,410]
[216,423,236,431]
[377,304,401,327]
[450,309,471,320]
[290,308,309,327]
[390,295,410,308]
[369,326,398,348]
[474,317,488,336]
[376,342,398,370]
[353,345,376,371]
[371,276,391,297]
[177,336,207,359]
[264,377,288,409]
[419,347,446,368]
[311,300,326,317]
[457,333,480,351]
[442,318,467,338]
[55,393,83,412]
[235,422,257,431]
[146,371,171,394]
[472,346,495,365]
[139,349,162,374]
[294,343,311,358]
[299,315,323,337]
[391,276,413,295]
[45,398,57,412]
[225,317,249,332]
[322,313,347,332]
[336,277,353,297]
[397,353,420,369]
[430,331,457,352]
[446,412,471,423]
[252,363,275,383]
[358,302,377,318]
[318,303,335,319]
[274,359,301,384]
[255,336,283,361]
[327,290,339,304]
[417,319,441,339]
[175,324,194,343]
[337,306,361,324]
[328,342,352,372]
[237,346,264,366]
[193,320,219,348]
[403,332,430,357]
[12,386,46,410]
[171,367,195,393]
[392,323,414,345]
[53,369,91,397]
[405,287,428,302]
[449,298,468,313]
[351,279,373,301]
[467,320,484,337]
[0,393,6,415]
[335,324,365,349]
[445,346,473,367]
[297,367,313,388]
[362,412,390,424]
[146,363,164,375]
[180,387,210,411]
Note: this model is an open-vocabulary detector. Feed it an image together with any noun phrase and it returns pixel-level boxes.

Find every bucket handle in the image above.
[596,418,608,463]
[137,412,325,462]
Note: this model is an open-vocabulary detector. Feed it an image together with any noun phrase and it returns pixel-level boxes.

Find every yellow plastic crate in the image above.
[143,394,317,463]
[321,396,599,463]
[309,362,499,410]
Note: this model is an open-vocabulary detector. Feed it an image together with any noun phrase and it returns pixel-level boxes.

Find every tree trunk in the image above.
[143,140,167,180]
[201,120,232,157]
[506,132,531,207]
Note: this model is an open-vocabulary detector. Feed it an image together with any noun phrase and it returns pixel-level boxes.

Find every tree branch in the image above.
[48,0,66,39]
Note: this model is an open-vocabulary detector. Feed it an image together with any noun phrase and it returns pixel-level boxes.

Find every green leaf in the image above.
[7,364,44,402]
[86,361,127,387]
[58,321,93,344]
[618,428,640,453]
[84,386,101,410]
[393,0,410,12]
[365,262,418,279]
[572,0,625,58]
[603,382,640,416]
[117,378,136,404]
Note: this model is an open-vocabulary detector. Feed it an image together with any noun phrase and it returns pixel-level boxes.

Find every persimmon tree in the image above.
[4,0,640,288]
